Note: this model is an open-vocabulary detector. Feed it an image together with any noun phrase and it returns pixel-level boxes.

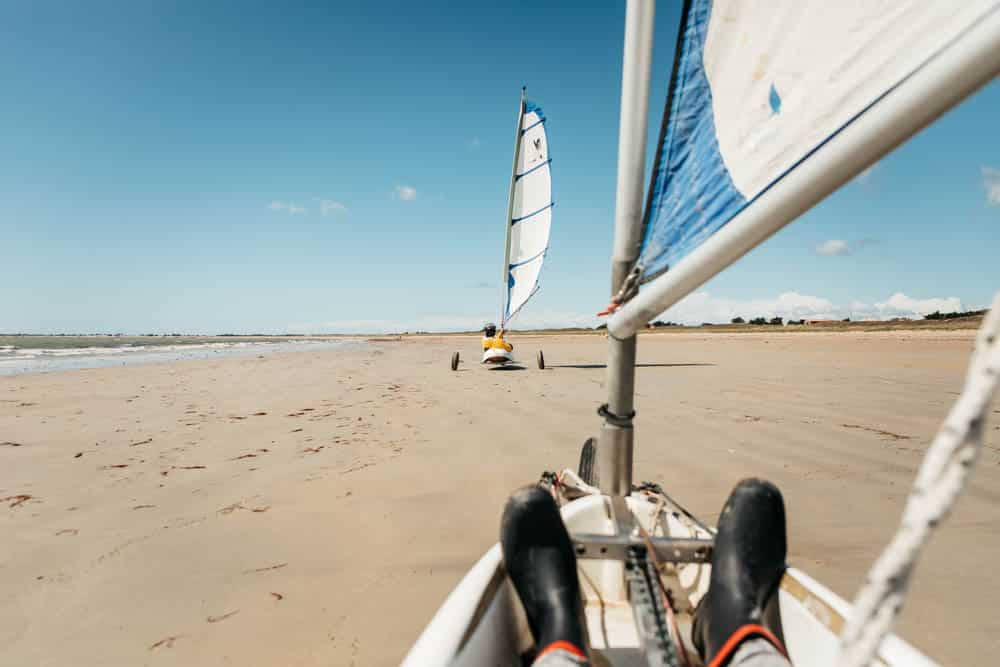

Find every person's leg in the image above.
[501,485,588,664]
[531,643,589,666]
[728,638,792,667]
[692,478,791,667]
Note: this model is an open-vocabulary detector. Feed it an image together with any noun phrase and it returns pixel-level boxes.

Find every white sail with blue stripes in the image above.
[627,0,1000,295]
[503,99,552,326]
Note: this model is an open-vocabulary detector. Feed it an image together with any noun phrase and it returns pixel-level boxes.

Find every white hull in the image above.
[482,347,514,364]
[403,479,934,667]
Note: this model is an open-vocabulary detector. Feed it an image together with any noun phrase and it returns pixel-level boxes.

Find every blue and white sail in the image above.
[608,0,1000,337]
[502,98,552,326]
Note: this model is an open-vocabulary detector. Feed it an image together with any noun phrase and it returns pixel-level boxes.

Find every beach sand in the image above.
[2,330,998,665]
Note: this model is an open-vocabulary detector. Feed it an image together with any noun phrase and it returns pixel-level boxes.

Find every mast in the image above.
[598,0,656,495]
[500,87,527,327]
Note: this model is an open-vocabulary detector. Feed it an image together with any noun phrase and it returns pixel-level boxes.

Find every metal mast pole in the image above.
[597,0,655,495]
[500,87,527,328]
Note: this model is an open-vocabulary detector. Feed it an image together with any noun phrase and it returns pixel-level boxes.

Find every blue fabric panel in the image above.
[638,0,747,282]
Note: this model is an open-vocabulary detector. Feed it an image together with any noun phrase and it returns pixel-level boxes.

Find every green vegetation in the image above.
[923,309,987,321]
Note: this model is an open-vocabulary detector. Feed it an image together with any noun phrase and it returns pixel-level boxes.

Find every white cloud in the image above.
[662,291,839,323]
[982,166,1000,207]
[816,239,850,256]
[872,293,963,317]
[393,185,418,201]
[271,197,346,216]
[268,200,307,214]
[286,291,968,334]
[315,198,347,216]
[658,290,964,324]
[815,239,878,257]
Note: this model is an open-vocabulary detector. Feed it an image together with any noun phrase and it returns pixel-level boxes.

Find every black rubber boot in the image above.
[500,485,586,656]
[692,478,788,666]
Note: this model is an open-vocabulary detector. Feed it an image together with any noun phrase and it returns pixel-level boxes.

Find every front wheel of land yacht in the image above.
[536,350,545,370]
[450,351,460,371]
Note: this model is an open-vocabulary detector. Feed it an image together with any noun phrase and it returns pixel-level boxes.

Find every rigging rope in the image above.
[837,292,1000,666]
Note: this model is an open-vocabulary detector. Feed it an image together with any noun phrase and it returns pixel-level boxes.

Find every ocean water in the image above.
[0,337,354,376]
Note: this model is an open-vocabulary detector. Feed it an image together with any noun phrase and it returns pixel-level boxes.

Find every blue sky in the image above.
[3,1,998,334]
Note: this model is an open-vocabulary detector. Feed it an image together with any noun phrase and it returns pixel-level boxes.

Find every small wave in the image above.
[0,354,39,363]
[39,347,129,357]
[0,339,352,376]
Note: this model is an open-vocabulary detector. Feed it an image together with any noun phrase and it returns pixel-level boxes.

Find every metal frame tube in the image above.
[598,0,656,495]
[608,8,1000,340]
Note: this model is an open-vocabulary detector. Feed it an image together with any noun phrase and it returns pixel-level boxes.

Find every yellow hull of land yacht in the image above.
[481,333,514,364]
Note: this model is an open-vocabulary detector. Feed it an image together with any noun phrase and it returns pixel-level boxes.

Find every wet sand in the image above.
[2,330,998,665]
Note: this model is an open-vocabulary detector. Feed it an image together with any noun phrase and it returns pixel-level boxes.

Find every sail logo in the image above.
[528,136,546,166]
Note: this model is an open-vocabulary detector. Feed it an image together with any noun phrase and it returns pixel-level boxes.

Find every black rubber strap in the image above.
[597,403,635,427]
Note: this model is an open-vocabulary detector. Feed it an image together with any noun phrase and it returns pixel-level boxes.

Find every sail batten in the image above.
[512,203,553,224]
[503,98,553,326]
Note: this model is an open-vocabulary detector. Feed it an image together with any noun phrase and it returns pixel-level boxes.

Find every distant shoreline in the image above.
[364,313,987,337]
[0,312,984,343]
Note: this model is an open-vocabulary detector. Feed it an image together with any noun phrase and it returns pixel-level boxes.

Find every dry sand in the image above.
[2,331,998,665]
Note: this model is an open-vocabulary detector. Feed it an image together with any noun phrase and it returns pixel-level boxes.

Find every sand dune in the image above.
[2,330,997,665]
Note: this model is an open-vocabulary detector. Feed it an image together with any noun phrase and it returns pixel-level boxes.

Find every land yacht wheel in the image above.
[450,351,460,371]
[536,350,545,370]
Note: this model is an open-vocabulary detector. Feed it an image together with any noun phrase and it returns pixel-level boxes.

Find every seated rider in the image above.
[501,479,791,667]
[482,323,513,353]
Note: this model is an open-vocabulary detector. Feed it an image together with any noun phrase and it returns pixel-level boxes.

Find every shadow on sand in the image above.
[488,364,527,371]
[550,363,715,370]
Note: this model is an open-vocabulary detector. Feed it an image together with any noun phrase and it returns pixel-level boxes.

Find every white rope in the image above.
[838,292,1000,666]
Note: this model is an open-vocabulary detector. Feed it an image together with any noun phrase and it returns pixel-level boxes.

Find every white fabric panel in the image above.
[704,0,996,198]
[511,165,551,227]
[507,254,544,320]
[509,206,551,264]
